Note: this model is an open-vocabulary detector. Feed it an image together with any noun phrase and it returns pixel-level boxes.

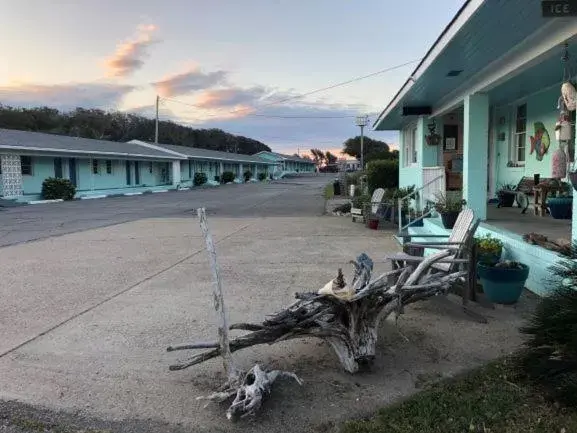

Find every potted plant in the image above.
[477,260,529,304]
[496,183,517,207]
[433,193,466,229]
[475,234,503,265]
[547,180,573,219]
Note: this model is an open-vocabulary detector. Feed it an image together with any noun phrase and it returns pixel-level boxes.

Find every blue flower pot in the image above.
[547,197,573,219]
[477,263,529,305]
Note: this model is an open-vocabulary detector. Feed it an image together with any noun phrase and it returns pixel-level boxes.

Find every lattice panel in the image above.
[0,154,23,197]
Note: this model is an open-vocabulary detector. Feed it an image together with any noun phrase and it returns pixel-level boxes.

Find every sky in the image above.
[0,0,465,157]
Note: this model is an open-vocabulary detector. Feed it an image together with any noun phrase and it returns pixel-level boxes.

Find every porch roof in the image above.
[255,151,315,164]
[374,0,577,131]
[0,128,180,160]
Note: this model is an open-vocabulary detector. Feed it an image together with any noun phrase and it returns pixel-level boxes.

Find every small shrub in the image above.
[41,177,76,200]
[366,159,398,194]
[221,171,235,183]
[193,172,207,186]
[214,175,220,182]
[258,172,267,181]
[516,242,577,406]
[243,170,253,182]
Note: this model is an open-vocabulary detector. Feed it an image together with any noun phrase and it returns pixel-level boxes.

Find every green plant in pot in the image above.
[474,234,503,265]
[547,180,573,220]
[477,260,529,304]
[432,193,466,229]
[496,183,516,208]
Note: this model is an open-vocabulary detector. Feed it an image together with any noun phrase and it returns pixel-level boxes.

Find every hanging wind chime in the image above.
[554,42,576,183]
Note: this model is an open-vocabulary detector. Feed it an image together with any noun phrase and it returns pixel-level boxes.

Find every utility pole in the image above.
[355,115,369,170]
[155,95,159,144]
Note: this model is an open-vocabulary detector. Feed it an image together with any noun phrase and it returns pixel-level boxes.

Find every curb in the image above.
[27,199,64,205]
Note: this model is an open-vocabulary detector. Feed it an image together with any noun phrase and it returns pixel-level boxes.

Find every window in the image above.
[92,159,99,174]
[105,160,112,174]
[21,156,32,175]
[512,103,527,164]
[403,125,418,167]
[149,161,153,174]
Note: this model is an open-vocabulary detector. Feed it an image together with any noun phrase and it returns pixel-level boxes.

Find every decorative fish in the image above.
[530,122,550,161]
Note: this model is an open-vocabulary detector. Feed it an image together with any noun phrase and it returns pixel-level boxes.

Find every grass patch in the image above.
[342,359,577,433]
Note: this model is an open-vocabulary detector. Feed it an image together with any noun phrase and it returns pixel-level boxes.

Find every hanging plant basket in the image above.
[569,172,577,191]
[426,134,441,146]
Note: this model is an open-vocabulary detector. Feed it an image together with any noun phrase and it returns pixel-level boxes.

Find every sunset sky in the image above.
[0,0,464,156]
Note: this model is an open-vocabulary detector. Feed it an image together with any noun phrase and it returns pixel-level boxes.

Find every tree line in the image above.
[0,105,271,155]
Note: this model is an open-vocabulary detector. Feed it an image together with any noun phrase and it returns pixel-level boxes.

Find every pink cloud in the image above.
[152,68,227,97]
[104,24,159,77]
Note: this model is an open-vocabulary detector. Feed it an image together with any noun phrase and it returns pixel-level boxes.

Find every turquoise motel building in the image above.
[255,151,316,176]
[0,128,278,201]
[374,0,577,295]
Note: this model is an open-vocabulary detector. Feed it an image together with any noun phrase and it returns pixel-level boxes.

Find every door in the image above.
[68,158,77,186]
[54,158,63,178]
[125,160,132,185]
[134,161,140,184]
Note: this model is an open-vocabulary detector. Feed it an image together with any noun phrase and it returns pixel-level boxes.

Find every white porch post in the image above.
[239,163,243,181]
[571,120,577,242]
[172,160,181,187]
[463,93,489,220]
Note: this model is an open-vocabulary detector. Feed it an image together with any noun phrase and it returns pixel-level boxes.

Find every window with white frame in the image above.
[511,103,527,165]
[403,124,418,167]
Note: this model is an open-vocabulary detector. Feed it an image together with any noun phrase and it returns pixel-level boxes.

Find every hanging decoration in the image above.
[530,122,550,161]
[552,142,567,179]
[425,120,441,145]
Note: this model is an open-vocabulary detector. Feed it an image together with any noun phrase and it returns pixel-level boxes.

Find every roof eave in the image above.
[372,0,485,131]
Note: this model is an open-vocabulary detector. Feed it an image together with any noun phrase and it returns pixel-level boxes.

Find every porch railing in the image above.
[397,171,445,234]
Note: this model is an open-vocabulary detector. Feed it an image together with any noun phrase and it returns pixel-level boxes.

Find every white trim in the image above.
[28,199,63,205]
[374,0,485,128]
[510,102,528,166]
[0,145,179,160]
[433,18,577,117]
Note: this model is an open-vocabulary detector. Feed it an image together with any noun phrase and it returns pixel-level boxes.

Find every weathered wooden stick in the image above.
[197,207,238,382]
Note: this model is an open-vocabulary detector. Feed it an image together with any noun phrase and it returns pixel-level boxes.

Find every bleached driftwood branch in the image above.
[191,208,303,421]
[169,249,466,375]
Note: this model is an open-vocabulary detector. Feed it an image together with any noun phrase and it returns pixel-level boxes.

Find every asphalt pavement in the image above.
[0,176,330,247]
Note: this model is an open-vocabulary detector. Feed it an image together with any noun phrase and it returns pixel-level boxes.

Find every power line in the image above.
[160,58,420,119]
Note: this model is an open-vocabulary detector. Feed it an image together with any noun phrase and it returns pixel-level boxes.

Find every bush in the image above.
[221,171,235,183]
[193,172,207,186]
[366,159,398,194]
[516,242,577,406]
[41,177,76,200]
[214,175,220,182]
[258,172,267,181]
[243,170,253,182]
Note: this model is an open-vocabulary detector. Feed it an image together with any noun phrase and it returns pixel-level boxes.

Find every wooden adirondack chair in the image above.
[385,209,486,323]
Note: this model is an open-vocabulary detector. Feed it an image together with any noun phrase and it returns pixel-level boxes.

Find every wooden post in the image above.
[197,207,238,382]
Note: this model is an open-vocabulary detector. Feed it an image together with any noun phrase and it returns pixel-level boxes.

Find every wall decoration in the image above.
[425,120,441,145]
[529,122,550,161]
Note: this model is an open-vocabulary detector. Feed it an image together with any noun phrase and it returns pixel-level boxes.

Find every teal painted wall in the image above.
[22,156,55,194]
[494,87,562,191]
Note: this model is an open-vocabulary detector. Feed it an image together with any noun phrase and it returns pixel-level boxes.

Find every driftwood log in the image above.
[169,246,466,375]
[187,208,302,421]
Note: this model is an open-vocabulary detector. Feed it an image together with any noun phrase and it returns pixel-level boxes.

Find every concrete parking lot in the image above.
[0,176,531,433]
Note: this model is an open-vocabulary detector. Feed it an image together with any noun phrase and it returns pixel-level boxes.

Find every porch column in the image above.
[417,116,437,168]
[463,93,489,220]
[0,154,23,197]
[571,120,577,242]
[172,160,181,187]
[219,162,224,176]
[239,163,243,180]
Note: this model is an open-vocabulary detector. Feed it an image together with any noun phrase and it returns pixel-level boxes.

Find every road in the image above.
[0,176,330,247]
